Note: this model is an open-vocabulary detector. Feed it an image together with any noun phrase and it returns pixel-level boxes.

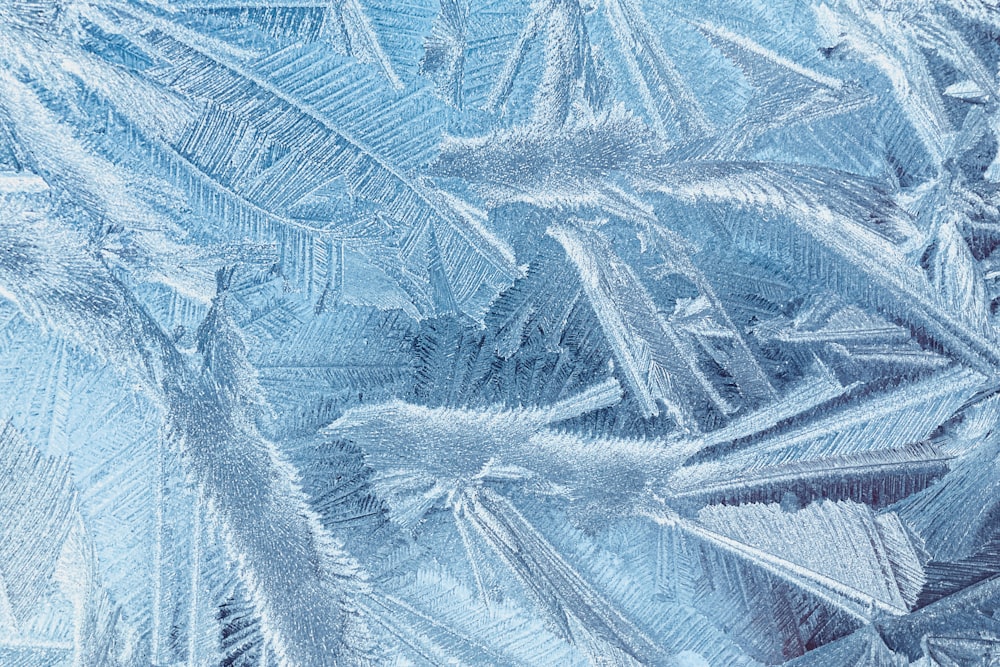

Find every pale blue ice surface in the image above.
[0,0,999,664]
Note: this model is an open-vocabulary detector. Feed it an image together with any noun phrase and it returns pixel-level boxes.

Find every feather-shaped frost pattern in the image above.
[4,0,1000,664]
[123,13,518,318]
[0,422,141,666]
[550,221,745,427]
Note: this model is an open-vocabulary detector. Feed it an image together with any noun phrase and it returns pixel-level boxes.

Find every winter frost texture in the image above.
[3,0,1000,665]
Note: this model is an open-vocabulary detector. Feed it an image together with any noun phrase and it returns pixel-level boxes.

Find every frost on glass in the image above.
[1,0,1000,664]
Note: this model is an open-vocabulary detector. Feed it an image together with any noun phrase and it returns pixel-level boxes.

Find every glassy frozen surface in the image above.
[1,0,1000,664]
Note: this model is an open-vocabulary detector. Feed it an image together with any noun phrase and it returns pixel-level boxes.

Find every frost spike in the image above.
[602,0,713,137]
[550,221,736,425]
[459,486,668,664]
